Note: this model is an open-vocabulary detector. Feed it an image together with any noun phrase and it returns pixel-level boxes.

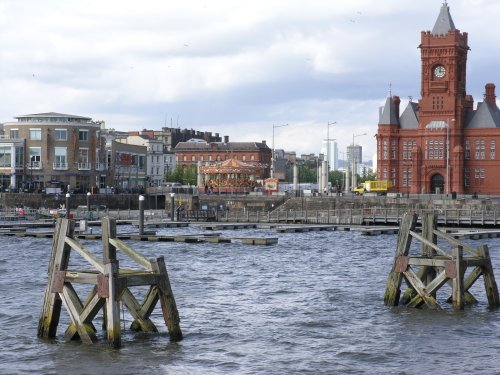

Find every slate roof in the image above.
[175,141,270,151]
[432,2,456,36]
[378,97,399,125]
[399,102,419,129]
[465,101,500,129]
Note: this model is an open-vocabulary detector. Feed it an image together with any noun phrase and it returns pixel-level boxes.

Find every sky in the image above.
[1,0,500,162]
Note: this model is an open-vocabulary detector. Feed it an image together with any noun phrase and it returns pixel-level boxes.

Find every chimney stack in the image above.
[392,96,401,119]
[485,83,497,109]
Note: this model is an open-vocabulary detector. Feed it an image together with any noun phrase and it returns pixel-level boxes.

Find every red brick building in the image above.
[376,2,500,195]
[174,138,272,178]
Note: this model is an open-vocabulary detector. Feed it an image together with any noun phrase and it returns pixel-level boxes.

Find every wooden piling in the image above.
[384,212,417,306]
[38,217,183,347]
[384,211,500,310]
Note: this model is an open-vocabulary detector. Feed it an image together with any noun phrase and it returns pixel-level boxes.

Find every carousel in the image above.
[199,158,264,194]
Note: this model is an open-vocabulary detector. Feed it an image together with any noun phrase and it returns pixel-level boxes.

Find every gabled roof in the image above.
[378,97,399,125]
[399,102,419,129]
[432,2,456,36]
[465,101,500,129]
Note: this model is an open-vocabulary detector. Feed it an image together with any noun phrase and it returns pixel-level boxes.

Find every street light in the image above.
[351,133,366,190]
[425,119,454,194]
[271,123,288,178]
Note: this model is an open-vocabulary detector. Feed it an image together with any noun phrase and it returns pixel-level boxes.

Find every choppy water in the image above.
[2,224,500,374]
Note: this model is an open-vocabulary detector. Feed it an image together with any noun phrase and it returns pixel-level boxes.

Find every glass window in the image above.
[79,130,88,141]
[78,148,89,163]
[30,129,41,140]
[0,146,11,167]
[55,147,67,167]
[55,129,67,141]
[29,147,42,167]
[10,129,19,139]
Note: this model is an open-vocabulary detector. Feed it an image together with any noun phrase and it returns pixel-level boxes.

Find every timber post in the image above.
[384,211,500,310]
[38,217,183,347]
[384,212,417,306]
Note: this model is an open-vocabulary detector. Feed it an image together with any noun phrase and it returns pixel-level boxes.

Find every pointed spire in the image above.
[432,2,456,36]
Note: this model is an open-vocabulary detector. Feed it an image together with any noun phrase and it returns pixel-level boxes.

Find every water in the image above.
[2,225,500,374]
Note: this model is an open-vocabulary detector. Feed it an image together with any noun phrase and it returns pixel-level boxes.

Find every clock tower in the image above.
[418,1,469,132]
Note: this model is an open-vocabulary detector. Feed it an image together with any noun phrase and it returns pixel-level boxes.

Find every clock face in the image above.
[434,65,446,78]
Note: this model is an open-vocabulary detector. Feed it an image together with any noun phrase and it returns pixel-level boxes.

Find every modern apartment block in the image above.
[0,112,106,192]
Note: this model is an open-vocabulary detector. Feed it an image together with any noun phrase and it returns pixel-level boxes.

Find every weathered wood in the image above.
[384,212,417,306]
[64,237,104,274]
[407,269,448,308]
[109,238,152,270]
[121,288,158,332]
[151,257,183,341]
[59,283,98,344]
[64,286,102,341]
[403,268,441,309]
[105,260,121,348]
[477,244,500,308]
[452,246,465,310]
[38,219,74,338]
[102,217,117,263]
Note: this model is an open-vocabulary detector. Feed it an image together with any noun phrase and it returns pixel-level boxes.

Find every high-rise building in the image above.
[321,140,338,170]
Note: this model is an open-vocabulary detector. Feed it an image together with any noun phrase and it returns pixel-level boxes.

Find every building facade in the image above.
[117,134,167,187]
[174,139,272,179]
[376,2,500,195]
[1,112,106,192]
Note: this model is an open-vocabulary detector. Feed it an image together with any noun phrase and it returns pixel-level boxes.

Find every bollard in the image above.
[170,193,175,222]
[139,195,145,235]
[66,193,71,219]
[87,191,91,212]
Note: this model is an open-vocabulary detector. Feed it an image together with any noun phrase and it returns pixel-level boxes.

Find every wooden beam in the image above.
[384,212,417,306]
[105,261,121,348]
[121,288,158,332]
[452,246,465,310]
[409,231,452,259]
[477,244,500,308]
[38,219,74,339]
[109,238,152,271]
[403,268,441,309]
[60,284,98,344]
[151,257,183,341]
[102,217,117,263]
[433,229,478,257]
[64,237,105,274]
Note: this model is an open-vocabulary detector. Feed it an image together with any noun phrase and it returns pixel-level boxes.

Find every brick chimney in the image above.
[392,96,401,119]
[485,83,497,110]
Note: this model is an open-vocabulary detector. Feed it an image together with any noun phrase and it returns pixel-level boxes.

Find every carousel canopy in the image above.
[200,158,263,175]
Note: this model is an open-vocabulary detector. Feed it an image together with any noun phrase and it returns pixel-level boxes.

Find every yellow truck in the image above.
[353,180,393,195]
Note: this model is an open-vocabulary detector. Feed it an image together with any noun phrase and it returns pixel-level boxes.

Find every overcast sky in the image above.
[1,0,499,161]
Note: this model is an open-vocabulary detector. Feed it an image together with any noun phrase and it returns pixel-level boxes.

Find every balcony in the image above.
[95,163,106,171]
[78,163,91,170]
[27,161,43,170]
[53,162,68,170]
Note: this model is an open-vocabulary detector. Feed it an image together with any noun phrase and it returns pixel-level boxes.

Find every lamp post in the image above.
[426,120,453,194]
[66,193,71,219]
[271,123,288,178]
[351,133,366,190]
